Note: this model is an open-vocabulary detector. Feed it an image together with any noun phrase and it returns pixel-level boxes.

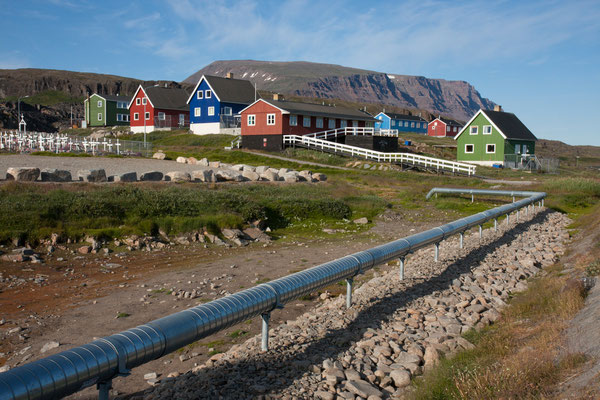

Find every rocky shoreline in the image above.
[136,209,570,400]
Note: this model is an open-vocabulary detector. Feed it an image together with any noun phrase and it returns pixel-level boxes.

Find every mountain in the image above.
[184,60,495,122]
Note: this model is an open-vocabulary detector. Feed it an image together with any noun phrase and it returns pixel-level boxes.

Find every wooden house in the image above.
[428,116,463,137]
[84,94,131,127]
[128,85,189,133]
[374,111,427,134]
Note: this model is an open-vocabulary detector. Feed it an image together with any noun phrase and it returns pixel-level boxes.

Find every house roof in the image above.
[243,99,377,121]
[378,112,426,122]
[144,86,189,111]
[187,75,257,104]
[430,116,463,127]
[454,109,537,141]
[87,94,132,103]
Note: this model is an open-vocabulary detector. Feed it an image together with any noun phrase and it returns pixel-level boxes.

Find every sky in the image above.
[1,0,599,146]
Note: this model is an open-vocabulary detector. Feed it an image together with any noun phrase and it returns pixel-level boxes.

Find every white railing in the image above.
[304,127,398,140]
[283,134,477,175]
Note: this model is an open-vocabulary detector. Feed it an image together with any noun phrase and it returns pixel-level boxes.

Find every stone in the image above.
[243,228,271,243]
[191,169,217,183]
[198,158,209,166]
[40,341,60,353]
[255,166,269,174]
[78,169,107,182]
[242,170,260,181]
[389,369,411,388]
[215,169,244,182]
[144,372,158,380]
[423,346,441,369]
[40,168,72,182]
[140,171,164,181]
[260,170,279,182]
[110,172,137,182]
[176,156,187,164]
[209,161,221,168]
[354,217,369,224]
[78,246,92,254]
[187,157,198,165]
[283,173,299,183]
[322,367,345,384]
[152,152,166,160]
[313,172,327,181]
[315,391,335,400]
[165,171,191,182]
[6,167,40,181]
[345,379,383,398]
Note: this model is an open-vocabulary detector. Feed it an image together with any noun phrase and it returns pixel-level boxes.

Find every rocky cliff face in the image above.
[185,60,495,122]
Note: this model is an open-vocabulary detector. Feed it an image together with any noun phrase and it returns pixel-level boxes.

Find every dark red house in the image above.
[128,85,190,133]
[240,97,377,150]
[428,116,463,138]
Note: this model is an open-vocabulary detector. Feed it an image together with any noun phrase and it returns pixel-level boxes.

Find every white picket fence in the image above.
[304,127,398,140]
[283,134,477,175]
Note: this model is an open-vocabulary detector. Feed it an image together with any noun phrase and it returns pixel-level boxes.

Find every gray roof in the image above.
[380,112,426,122]
[90,94,131,103]
[204,75,257,104]
[145,86,189,111]
[265,100,377,121]
[482,110,536,141]
[436,116,463,127]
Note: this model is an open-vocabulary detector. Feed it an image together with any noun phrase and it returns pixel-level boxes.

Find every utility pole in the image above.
[143,98,147,148]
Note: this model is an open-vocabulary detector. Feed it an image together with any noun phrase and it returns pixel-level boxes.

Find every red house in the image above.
[428,116,463,137]
[240,96,377,150]
[128,85,190,133]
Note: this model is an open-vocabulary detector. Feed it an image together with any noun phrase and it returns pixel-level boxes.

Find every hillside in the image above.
[185,60,495,122]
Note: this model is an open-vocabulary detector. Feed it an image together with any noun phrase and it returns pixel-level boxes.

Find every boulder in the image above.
[40,168,71,182]
[209,161,221,168]
[191,169,217,183]
[389,369,411,388]
[260,170,279,182]
[165,171,191,182]
[78,169,107,182]
[215,169,244,182]
[176,156,187,164]
[152,152,166,160]
[354,217,369,224]
[312,172,327,182]
[231,164,246,171]
[243,227,271,243]
[242,170,260,181]
[6,167,40,181]
[298,170,313,181]
[110,172,137,182]
[40,341,60,354]
[197,158,209,167]
[255,166,269,174]
[345,379,383,398]
[140,171,164,181]
[282,172,299,182]
[187,157,198,165]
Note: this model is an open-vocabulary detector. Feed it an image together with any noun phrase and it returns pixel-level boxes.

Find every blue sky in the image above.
[2,0,599,145]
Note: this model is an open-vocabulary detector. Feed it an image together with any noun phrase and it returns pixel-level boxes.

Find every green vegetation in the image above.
[227,329,248,339]
[31,151,92,157]
[2,90,84,106]
[543,177,600,214]
[116,312,130,318]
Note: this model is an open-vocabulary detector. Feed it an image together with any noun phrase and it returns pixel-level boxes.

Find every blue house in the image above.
[374,111,428,134]
[187,73,257,135]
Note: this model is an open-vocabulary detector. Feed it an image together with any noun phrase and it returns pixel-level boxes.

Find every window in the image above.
[432,125,436,131]
[522,144,528,154]
[447,126,450,132]
[136,98,141,106]
[205,90,212,98]
[98,112,102,121]
[223,106,232,116]
[142,98,147,105]
[197,91,203,100]
[411,122,415,128]
[194,107,201,117]
[316,117,323,128]
[267,113,276,125]
[486,144,496,153]
[145,112,150,120]
[118,101,127,109]
[133,112,139,121]
[303,116,311,127]
[117,114,129,122]
[470,126,478,135]
[208,106,215,116]
[247,114,255,126]
[117,114,122,122]
[290,115,297,126]
[97,100,103,107]
[454,126,458,132]
[340,120,347,128]
[515,144,521,154]
[404,121,409,127]
[483,125,492,135]
[328,119,336,129]
[465,144,474,153]
[158,112,165,121]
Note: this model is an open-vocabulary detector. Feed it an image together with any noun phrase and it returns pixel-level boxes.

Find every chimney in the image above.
[273,93,283,101]
[226,72,234,79]
[494,105,503,112]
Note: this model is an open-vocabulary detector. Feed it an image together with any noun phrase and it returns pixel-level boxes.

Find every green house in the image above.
[455,106,537,166]
[84,94,131,127]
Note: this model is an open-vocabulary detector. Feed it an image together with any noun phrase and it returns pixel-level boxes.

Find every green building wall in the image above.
[456,113,505,163]
[85,94,129,127]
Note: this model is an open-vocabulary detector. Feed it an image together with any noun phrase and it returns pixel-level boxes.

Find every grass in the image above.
[3,90,83,106]
[116,312,130,318]
[31,151,92,157]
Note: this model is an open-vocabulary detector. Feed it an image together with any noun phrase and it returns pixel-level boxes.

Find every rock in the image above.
[243,228,271,243]
[354,217,369,224]
[423,346,441,369]
[140,171,164,181]
[40,168,72,182]
[78,169,107,182]
[315,390,335,400]
[255,166,269,174]
[0,365,9,373]
[322,367,345,384]
[215,169,244,182]
[389,369,411,388]
[77,246,92,254]
[152,152,166,160]
[144,372,158,380]
[242,170,260,181]
[209,161,221,168]
[312,172,327,181]
[283,173,299,182]
[191,169,217,183]
[197,158,209,166]
[345,379,383,398]
[187,157,198,165]
[260,170,279,182]
[6,167,40,181]
[176,156,188,164]
[40,341,60,353]
[165,171,191,182]
[110,172,137,182]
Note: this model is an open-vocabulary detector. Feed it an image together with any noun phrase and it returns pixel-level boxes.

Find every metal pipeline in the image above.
[0,188,546,400]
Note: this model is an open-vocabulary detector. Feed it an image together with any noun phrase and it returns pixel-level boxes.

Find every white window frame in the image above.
[411,122,415,128]
[470,126,478,135]
[145,112,150,120]
[194,107,201,117]
[267,113,276,125]
[205,90,212,99]
[133,113,139,120]
[97,112,102,121]
[97,100,102,107]
[158,112,165,121]
[447,126,450,132]
[208,106,215,116]
[404,121,409,127]
[289,115,297,126]
[486,144,496,154]
[303,116,311,127]
[522,144,528,154]
[328,119,335,129]
[515,144,521,154]
[483,125,492,135]
[197,91,203,100]
[136,98,141,105]
[117,114,122,122]
[465,144,474,153]
[142,98,147,105]
[316,117,323,129]
[247,114,255,126]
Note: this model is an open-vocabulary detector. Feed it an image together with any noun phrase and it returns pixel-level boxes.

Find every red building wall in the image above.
[130,89,154,128]
[428,119,447,137]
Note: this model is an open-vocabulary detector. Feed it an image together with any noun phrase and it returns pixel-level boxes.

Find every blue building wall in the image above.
[375,112,427,134]
[189,80,221,124]
[374,113,390,130]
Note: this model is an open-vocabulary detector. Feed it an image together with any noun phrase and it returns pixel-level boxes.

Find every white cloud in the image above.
[124,12,161,29]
